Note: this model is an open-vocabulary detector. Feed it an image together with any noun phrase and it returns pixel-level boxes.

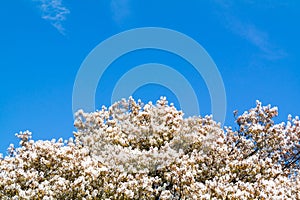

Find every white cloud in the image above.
[224,15,286,60]
[110,0,130,24]
[35,0,70,34]
[214,0,286,60]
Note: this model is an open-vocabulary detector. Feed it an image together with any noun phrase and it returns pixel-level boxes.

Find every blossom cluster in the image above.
[0,97,299,199]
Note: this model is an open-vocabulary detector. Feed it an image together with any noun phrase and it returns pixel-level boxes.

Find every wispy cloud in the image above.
[34,0,70,35]
[214,0,286,60]
[224,14,286,60]
[110,0,130,24]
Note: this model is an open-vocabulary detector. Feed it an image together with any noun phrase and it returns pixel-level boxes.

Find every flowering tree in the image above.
[0,97,299,199]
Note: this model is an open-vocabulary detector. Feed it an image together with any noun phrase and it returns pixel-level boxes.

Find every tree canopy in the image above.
[1,97,299,199]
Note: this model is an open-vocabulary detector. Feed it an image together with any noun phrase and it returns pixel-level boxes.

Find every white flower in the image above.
[0,98,299,199]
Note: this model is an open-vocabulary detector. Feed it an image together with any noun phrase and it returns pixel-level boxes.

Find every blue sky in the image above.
[1,0,300,154]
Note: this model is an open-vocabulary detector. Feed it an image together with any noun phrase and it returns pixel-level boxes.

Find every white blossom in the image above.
[0,98,299,199]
